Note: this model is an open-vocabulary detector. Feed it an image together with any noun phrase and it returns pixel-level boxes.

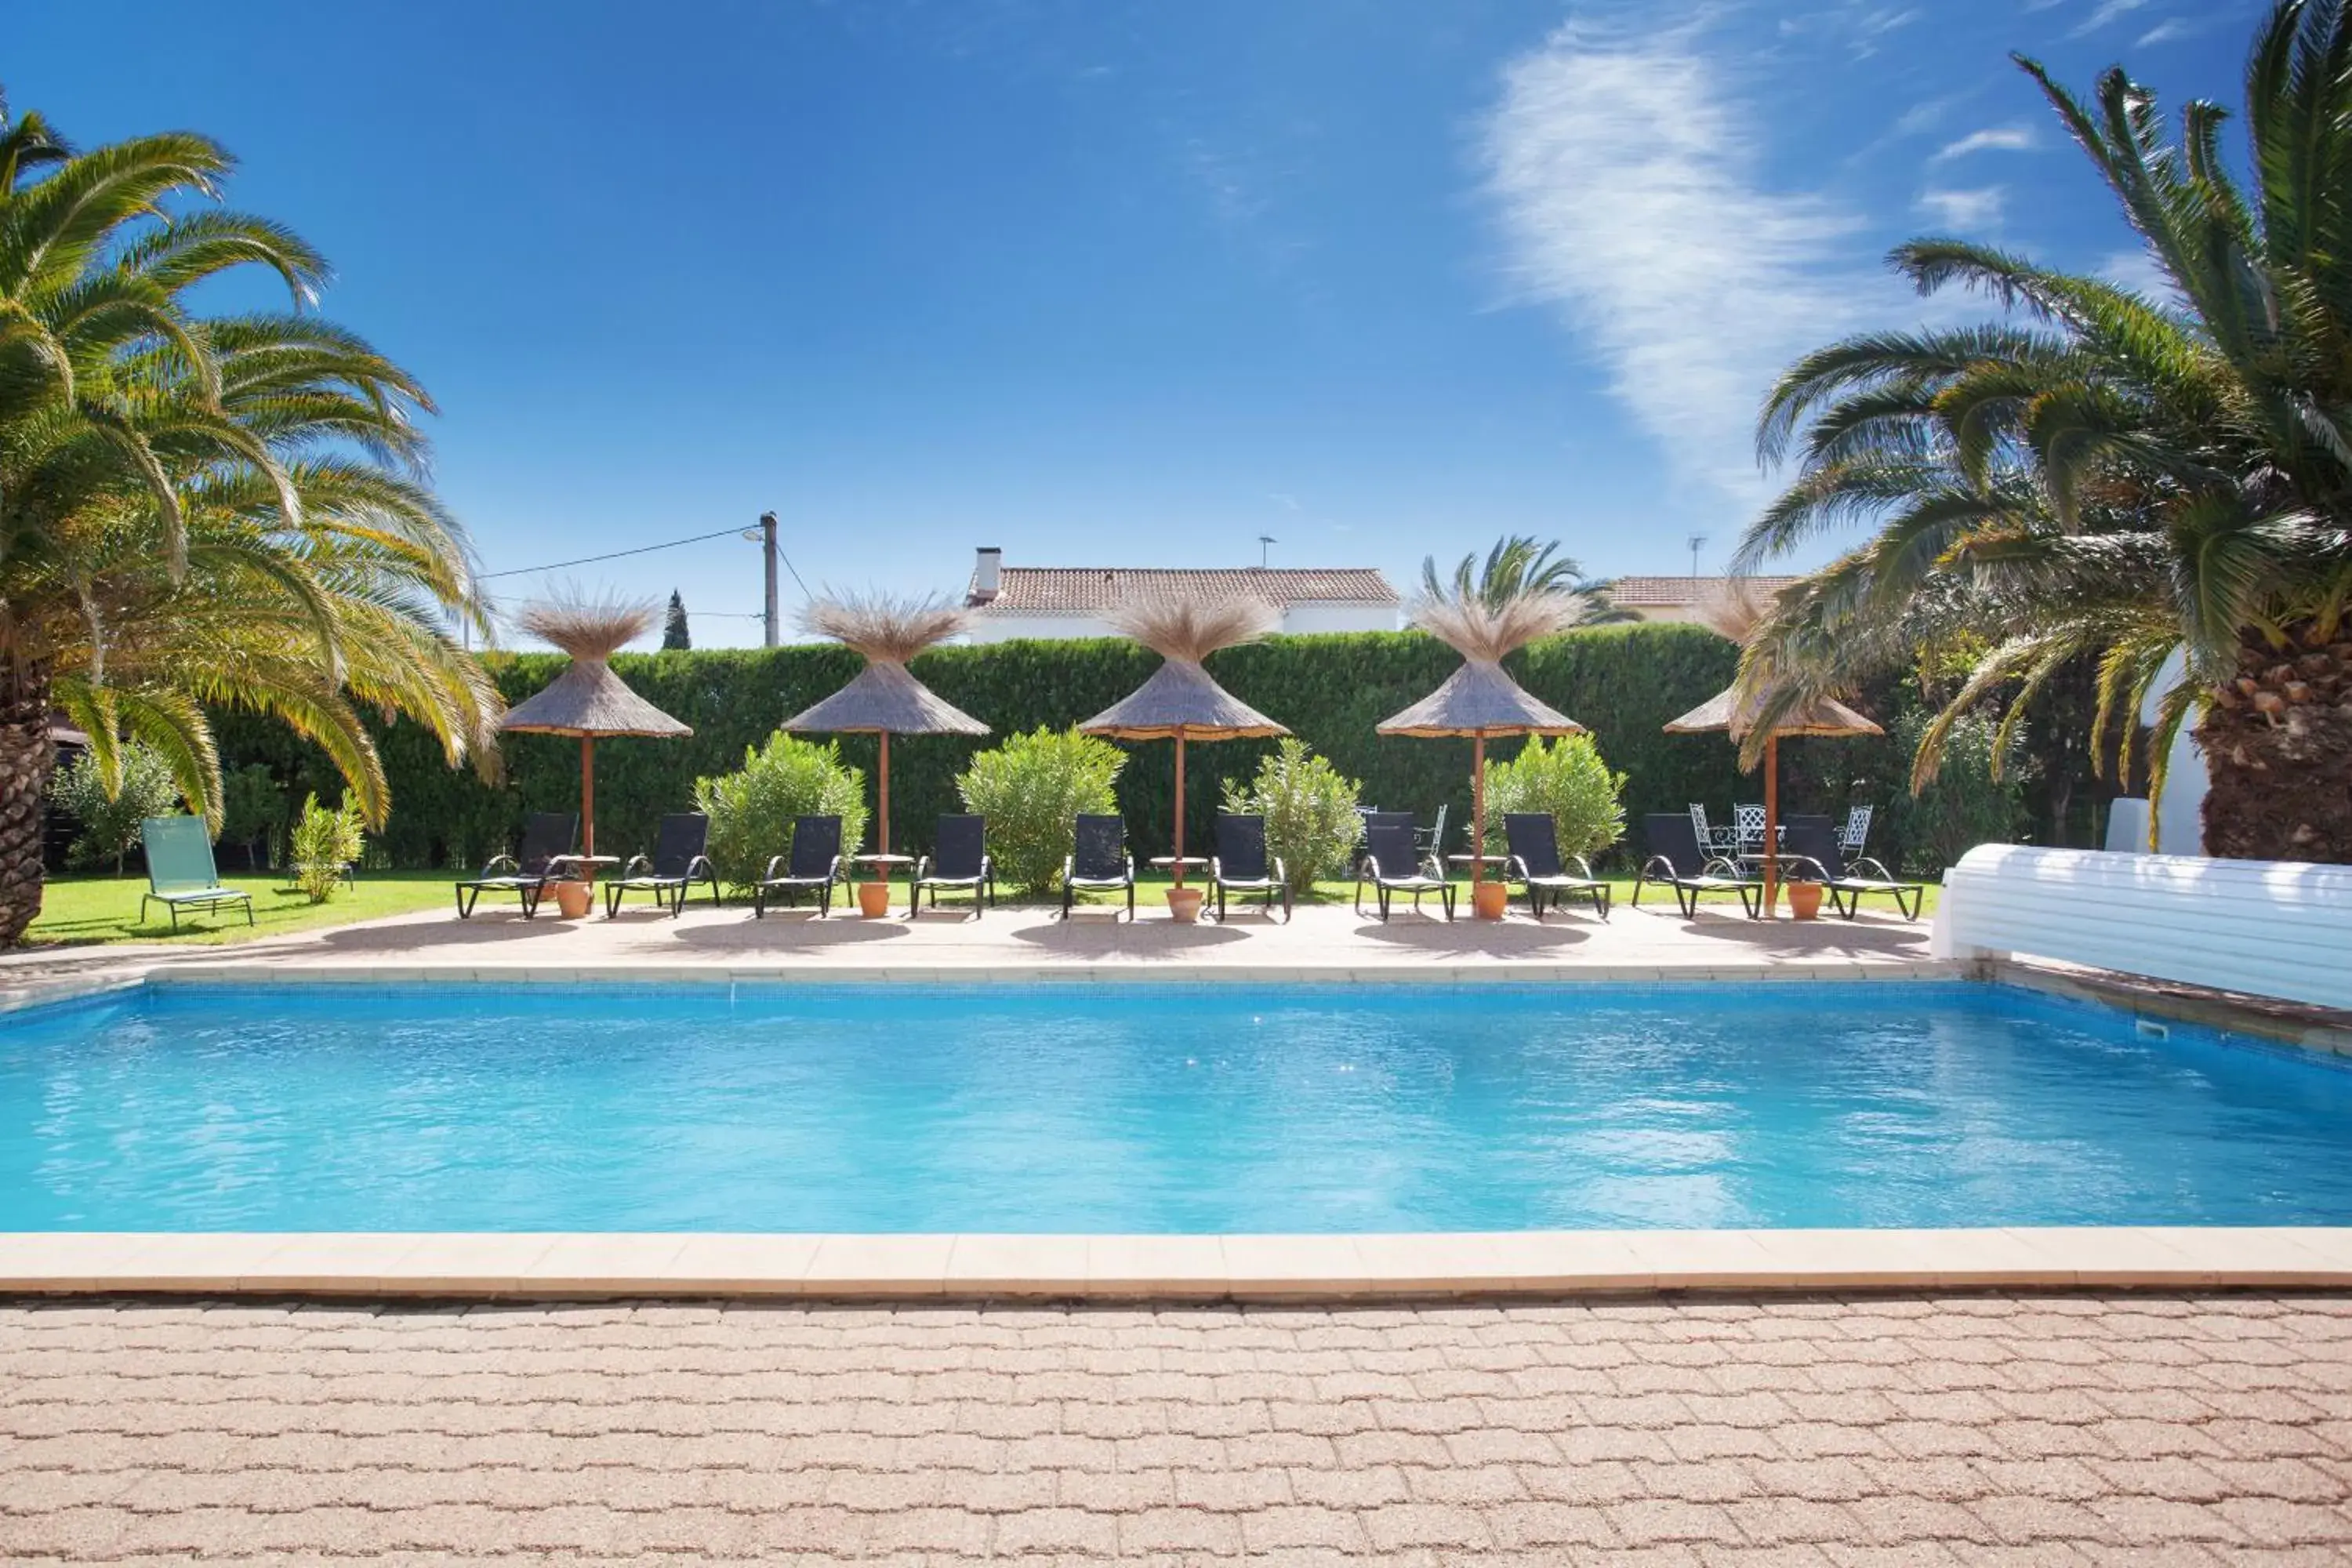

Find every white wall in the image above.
[1278,601,1403,634]
[964,601,1398,643]
[963,614,1120,644]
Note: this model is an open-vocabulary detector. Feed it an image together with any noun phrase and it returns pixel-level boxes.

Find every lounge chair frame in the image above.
[1208,812,1290,923]
[456,812,580,920]
[755,815,844,917]
[1501,813,1610,921]
[139,816,255,931]
[1632,813,1761,920]
[909,814,996,919]
[1780,820,1923,920]
[1355,822,1454,922]
[1062,815,1135,920]
[604,813,721,918]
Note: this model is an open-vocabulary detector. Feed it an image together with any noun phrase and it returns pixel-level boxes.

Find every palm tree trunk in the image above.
[2197,625,2352,863]
[0,660,56,945]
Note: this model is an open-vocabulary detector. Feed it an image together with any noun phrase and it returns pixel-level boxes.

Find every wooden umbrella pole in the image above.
[1763,733,1779,918]
[581,735,596,862]
[878,731,891,858]
[1173,734,1186,888]
[1471,733,1486,889]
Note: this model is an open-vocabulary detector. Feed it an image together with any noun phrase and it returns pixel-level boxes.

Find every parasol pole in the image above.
[581,735,596,861]
[877,731,891,857]
[1173,733,1187,889]
[1763,733,1779,917]
[1471,733,1486,890]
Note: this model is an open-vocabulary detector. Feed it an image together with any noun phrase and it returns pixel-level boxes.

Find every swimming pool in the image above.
[2,979,2347,1233]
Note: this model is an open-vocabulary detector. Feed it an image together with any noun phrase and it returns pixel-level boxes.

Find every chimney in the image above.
[969,546,1003,605]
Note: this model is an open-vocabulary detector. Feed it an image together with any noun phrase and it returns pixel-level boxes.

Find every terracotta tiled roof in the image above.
[1606,575,1801,608]
[970,566,1401,615]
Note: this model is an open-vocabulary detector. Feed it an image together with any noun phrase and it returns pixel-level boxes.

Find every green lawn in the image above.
[25,869,462,947]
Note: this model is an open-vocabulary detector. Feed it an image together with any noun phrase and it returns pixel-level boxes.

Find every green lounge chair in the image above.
[139,816,254,930]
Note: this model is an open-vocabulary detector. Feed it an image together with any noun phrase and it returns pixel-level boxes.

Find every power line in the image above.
[477,527,747,582]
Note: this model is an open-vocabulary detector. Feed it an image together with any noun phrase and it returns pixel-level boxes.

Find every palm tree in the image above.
[0,90,497,942]
[1736,0,2352,862]
[1421,535,1628,621]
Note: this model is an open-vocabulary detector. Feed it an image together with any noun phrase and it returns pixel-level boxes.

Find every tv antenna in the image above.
[1686,533,1708,579]
[1258,535,1277,568]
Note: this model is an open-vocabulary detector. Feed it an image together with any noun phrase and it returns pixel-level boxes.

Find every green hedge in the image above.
[209,623,1938,874]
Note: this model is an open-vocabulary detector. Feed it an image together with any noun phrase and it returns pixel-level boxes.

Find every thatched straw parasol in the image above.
[1080,597,1287,891]
[783,595,988,858]
[1662,581,1882,913]
[499,593,692,859]
[1376,593,1587,899]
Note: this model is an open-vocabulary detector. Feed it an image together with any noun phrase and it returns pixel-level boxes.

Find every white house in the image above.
[960,548,1403,642]
[1603,575,1802,623]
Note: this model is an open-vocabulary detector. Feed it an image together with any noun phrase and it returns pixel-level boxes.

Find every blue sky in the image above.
[17,0,2256,645]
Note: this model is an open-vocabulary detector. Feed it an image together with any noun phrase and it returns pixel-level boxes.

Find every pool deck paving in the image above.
[0,894,1941,1003]
[5,1292,2352,1564]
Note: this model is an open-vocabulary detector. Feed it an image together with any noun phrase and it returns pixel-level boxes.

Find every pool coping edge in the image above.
[5,1229,2349,1301]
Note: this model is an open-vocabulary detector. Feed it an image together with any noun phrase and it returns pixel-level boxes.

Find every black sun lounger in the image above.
[1355,820,1454,921]
[754,815,844,916]
[604,812,720,917]
[909,814,995,918]
[1209,812,1289,922]
[1782,817,1925,920]
[1061,814,1135,920]
[1632,813,1760,920]
[456,811,579,918]
[1502,812,1610,920]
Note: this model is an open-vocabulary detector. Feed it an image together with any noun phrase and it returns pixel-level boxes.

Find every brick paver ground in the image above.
[5,1295,2352,1564]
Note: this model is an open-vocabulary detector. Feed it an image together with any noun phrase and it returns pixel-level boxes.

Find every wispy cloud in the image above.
[2071,0,2151,38]
[1933,125,2036,162]
[1479,21,1886,503]
[1894,96,1958,136]
[1917,187,2006,229]
[2099,247,2177,300]
[2136,17,2197,45]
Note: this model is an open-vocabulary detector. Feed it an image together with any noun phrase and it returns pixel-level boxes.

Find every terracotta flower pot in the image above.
[549,880,593,920]
[1166,887,1204,924]
[855,881,892,919]
[1472,881,1510,921]
[1788,881,1824,921]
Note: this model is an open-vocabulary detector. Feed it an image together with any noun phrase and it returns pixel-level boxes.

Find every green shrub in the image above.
[956,728,1126,896]
[288,793,365,904]
[1887,710,2031,876]
[1218,738,1363,896]
[219,763,287,869]
[49,743,184,874]
[211,623,1953,870]
[1479,733,1626,861]
[694,734,867,894]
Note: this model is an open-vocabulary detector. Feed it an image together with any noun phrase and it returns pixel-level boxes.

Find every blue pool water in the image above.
[2,981,2348,1232]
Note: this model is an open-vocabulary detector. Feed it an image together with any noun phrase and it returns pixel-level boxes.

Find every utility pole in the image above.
[760,511,779,648]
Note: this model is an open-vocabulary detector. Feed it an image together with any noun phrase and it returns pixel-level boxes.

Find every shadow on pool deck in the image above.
[1010,919,1251,956]
[1348,918,1599,955]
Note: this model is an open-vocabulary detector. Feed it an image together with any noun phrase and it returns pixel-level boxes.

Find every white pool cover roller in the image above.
[1933,844,2352,1011]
